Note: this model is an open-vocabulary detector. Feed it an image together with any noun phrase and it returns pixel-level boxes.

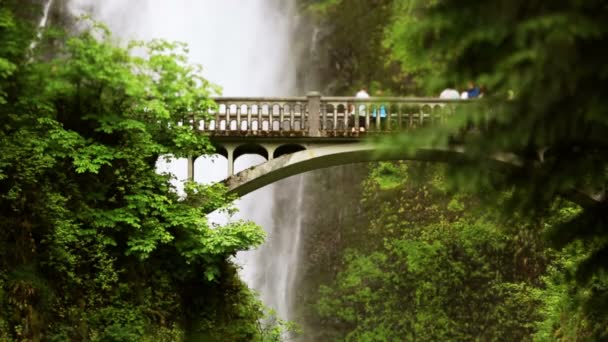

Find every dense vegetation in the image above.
[297,0,608,340]
[317,164,550,340]
[383,0,608,338]
[2,0,606,340]
[0,2,284,340]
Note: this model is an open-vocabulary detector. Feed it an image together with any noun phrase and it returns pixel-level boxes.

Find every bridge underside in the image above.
[194,137,360,179]
[222,144,522,198]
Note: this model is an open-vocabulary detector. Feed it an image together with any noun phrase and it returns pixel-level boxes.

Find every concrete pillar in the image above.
[266,145,277,161]
[187,156,194,181]
[307,91,321,137]
[227,149,234,177]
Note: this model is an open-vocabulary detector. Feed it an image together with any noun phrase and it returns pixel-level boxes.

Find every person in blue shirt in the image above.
[466,81,481,98]
[372,90,388,130]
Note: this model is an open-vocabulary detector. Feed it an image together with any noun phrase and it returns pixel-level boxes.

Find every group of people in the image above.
[439,81,483,99]
[348,82,482,132]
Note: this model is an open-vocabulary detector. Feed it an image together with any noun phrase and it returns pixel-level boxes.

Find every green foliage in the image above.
[380,0,608,332]
[0,1,38,105]
[297,1,607,339]
[369,161,409,190]
[533,243,608,341]
[384,0,445,90]
[0,7,268,341]
[315,163,548,341]
[301,0,413,95]
[532,203,608,341]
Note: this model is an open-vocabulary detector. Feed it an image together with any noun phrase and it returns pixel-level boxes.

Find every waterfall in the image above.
[238,175,306,321]
[29,0,55,51]
[69,0,306,323]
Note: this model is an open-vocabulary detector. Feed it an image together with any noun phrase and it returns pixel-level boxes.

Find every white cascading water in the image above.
[29,0,55,51]
[69,0,306,323]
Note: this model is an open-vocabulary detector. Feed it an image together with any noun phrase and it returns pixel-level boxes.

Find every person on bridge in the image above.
[372,89,388,129]
[466,81,481,98]
[439,87,460,99]
[356,88,370,98]
[353,88,370,132]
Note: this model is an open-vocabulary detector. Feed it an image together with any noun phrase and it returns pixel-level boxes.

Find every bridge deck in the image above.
[181,95,467,179]
[187,95,462,138]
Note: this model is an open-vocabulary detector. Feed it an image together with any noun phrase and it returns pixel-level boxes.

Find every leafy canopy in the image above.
[0,9,266,340]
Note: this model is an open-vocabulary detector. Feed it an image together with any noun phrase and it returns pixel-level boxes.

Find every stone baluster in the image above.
[225,104,231,131]
[215,104,221,132]
[246,104,252,133]
[321,101,327,132]
[256,104,262,133]
[397,104,403,130]
[364,103,370,131]
[279,104,284,132]
[236,104,242,131]
[289,104,295,131]
[354,100,360,133]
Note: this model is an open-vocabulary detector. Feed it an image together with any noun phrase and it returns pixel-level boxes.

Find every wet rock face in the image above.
[47,0,75,26]
[10,0,44,24]
[290,164,370,341]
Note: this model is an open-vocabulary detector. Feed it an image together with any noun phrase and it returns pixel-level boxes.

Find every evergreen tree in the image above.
[383,0,608,338]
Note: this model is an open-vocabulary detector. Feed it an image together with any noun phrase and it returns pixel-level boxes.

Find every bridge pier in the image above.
[266,146,276,161]
[187,156,194,181]
[227,148,234,177]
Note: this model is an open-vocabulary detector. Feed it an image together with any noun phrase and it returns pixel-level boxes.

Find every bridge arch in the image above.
[220,144,600,209]
[233,143,269,161]
[211,145,229,159]
[223,144,523,198]
[193,152,228,184]
[273,144,306,159]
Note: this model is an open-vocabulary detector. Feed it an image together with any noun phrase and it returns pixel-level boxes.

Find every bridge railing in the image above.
[195,93,463,137]
[319,96,459,137]
[200,96,309,136]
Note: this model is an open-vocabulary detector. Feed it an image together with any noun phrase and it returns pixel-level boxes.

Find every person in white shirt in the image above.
[356,89,370,98]
[353,89,370,132]
[439,88,460,99]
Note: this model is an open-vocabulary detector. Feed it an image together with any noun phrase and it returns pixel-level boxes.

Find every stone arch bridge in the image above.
[186,93,469,197]
[172,92,599,208]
